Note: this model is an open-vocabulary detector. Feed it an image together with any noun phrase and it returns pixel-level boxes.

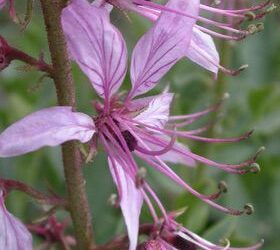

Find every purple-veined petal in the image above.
[62,0,127,101]
[0,107,95,157]
[134,93,173,128]
[108,158,143,250]
[127,3,219,75]
[128,94,164,113]
[129,96,158,113]
[0,190,33,250]
[128,0,199,99]
[127,84,171,112]
[186,27,219,76]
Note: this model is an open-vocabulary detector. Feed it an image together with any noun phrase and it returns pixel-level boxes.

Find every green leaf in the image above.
[184,202,209,233]
[203,217,237,243]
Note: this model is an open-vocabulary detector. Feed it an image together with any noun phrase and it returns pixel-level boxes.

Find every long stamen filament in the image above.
[135,132,176,156]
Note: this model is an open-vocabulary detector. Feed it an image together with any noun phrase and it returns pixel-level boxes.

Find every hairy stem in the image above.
[39,0,94,249]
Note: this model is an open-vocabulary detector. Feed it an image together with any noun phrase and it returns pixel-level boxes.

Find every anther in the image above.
[247,24,258,34]
[256,23,264,32]
[249,163,261,173]
[239,64,249,71]
[245,129,255,139]
[218,181,228,193]
[245,11,256,21]
[219,238,230,248]
[222,92,230,100]
[253,146,266,160]
[231,64,249,76]
[171,207,188,218]
[136,167,147,188]
[214,0,221,5]
[266,3,277,14]
[108,193,119,207]
[243,203,254,215]
[85,143,97,164]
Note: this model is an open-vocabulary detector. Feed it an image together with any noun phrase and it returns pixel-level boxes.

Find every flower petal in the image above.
[129,0,199,98]
[0,107,95,157]
[159,145,196,167]
[134,93,173,128]
[136,131,196,167]
[108,158,143,250]
[125,2,219,75]
[150,139,196,167]
[62,0,127,100]
[186,27,219,76]
[0,190,33,250]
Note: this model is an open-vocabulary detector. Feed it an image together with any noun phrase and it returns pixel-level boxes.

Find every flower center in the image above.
[95,112,138,152]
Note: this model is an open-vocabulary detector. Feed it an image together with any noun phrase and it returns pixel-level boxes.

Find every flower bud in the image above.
[256,23,264,32]
[0,35,12,71]
[138,240,167,250]
[250,163,261,174]
[218,181,228,193]
[245,12,256,21]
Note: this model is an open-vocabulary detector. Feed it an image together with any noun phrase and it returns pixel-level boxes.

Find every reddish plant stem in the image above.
[0,178,65,207]
[39,0,94,249]
[7,47,53,74]
[0,35,52,74]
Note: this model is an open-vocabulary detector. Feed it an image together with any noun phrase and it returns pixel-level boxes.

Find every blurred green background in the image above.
[0,1,279,249]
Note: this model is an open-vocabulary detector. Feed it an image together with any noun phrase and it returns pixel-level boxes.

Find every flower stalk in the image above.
[0,178,66,207]
[0,35,52,74]
[39,0,94,249]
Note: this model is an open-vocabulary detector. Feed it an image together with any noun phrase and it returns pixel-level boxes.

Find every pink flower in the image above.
[0,189,33,250]
[95,0,272,76]
[0,0,262,248]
